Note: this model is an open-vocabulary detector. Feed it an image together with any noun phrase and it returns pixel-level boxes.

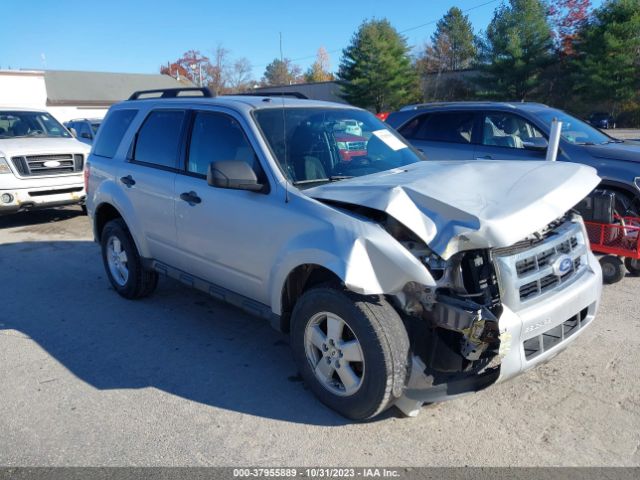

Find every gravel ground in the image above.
[0,207,638,467]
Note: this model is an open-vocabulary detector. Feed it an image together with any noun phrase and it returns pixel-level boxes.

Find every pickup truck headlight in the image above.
[0,157,12,174]
[635,177,640,192]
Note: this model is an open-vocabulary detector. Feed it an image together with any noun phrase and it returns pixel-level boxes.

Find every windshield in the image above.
[254,108,423,186]
[0,111,71,139]
[534,110,614,145]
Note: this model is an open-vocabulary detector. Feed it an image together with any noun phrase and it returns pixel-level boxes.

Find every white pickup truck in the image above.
[0,107,90,214]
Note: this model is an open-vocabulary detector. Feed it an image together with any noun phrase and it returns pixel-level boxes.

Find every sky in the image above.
[1,0,604,80]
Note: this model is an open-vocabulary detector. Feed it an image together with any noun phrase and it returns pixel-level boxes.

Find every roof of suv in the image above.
[399,101,552,113]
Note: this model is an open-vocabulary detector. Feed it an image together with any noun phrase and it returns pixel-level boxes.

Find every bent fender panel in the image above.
[268,222,436,315]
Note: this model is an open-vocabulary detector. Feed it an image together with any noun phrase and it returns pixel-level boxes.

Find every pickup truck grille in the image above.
[347,141,366,151]
[11,154,83,177]
[493,218,589,310]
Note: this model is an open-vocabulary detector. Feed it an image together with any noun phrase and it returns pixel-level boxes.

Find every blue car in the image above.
[387,102,640,215]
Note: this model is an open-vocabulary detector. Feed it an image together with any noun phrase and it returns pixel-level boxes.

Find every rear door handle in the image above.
[475,155,493,160]
[120,175,136,187]
[180,191,202,205]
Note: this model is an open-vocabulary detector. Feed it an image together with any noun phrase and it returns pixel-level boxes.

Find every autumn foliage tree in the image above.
[161,47,254,94]
[548,0,591,55]
[304,47,334,82]
[160,49,209,85]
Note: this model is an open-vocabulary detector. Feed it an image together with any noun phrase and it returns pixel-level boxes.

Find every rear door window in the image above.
[93,109,138,158]
[133,110,186,169]
[399,112,475,144]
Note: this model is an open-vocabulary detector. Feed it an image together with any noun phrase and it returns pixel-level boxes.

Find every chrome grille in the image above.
[11,154,83,177]
[494,219,589,309]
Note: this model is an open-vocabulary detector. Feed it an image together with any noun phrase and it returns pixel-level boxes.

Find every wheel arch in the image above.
[274,263,344,333]
[93,201,150,259]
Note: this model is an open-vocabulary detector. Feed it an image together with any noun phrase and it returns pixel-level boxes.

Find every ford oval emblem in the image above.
[552,255,573,276]
[43,160,61,168]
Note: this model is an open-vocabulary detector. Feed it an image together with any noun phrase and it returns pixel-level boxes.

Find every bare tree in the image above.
[225,58,252,92]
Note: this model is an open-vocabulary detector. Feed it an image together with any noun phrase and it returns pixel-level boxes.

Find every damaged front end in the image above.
[395,247,506,413]
[379,215,507,414]
[387,213,601,416]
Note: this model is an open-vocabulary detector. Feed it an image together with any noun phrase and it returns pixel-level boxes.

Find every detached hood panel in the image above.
[307,160,600,259]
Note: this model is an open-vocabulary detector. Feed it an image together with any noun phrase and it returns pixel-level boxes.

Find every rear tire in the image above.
[290,286,410,420]
[600,255,625,284]
[624,257,640,276]
[101,218,158,299]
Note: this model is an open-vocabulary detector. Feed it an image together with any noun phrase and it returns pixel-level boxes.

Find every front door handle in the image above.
[180,191,202,205]
[120,175,136,187]
[475,155,493,160]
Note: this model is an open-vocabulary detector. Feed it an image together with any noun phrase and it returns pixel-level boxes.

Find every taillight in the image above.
[84,162,90,194]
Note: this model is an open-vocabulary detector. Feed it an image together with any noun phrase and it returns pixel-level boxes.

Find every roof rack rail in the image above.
[128,87,213,100]
[235,91,309,100]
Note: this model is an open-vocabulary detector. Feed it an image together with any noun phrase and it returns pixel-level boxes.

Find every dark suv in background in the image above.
[387,102,640,215]
[65,118,102,145]
[588,112,616,130]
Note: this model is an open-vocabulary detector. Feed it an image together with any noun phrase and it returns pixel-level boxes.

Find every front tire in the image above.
[101,218,158,299]
[291,286,410,420]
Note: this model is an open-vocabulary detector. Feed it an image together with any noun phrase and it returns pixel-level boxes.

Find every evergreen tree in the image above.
[476,0,554,100]
[338,19,418,112]
[262,58,301,86]
[572,0,640,114]
[418,7,476,73]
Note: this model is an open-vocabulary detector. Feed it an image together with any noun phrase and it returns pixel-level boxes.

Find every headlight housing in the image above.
[0,157,12,174]
[634,177,640,192]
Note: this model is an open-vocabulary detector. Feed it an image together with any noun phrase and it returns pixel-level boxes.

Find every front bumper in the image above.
[0,182,86,214]
[395,250,602,416]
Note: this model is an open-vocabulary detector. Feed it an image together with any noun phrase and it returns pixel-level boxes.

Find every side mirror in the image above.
[523,137,548,151]
[69,127,78,137]
[80,132,92,139]
[207,161,263,192]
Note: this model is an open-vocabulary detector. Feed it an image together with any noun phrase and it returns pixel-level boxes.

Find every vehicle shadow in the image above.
[0,240,399,425]
[0,206,84,229]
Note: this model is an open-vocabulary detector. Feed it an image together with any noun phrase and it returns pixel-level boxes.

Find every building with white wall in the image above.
[0,69,192,122]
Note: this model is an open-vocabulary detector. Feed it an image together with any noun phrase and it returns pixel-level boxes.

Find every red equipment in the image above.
[584,216,640,284]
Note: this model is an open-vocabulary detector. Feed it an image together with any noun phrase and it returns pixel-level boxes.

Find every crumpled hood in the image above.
[583,141,640,163]
[0,137,90,157]
[307,160,600,259]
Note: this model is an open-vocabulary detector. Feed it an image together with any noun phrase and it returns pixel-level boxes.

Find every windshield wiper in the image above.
[293,175,353,186]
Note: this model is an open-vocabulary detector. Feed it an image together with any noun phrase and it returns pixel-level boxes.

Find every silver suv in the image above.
[87,88,603,420]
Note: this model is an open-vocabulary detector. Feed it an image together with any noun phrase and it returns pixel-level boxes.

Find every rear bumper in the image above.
[0,182,86,214]
[395,251,602,416]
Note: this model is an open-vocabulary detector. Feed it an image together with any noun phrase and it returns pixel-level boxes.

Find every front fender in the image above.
[268,222,436,315]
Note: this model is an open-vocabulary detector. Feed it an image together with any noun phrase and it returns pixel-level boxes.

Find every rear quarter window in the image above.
[93,109,138,158]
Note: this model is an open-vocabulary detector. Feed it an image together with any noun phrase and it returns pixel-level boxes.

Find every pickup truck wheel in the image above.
[101,219,158,299]
[291,287,410,420]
